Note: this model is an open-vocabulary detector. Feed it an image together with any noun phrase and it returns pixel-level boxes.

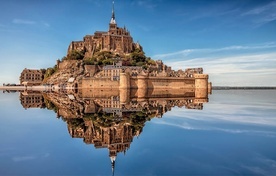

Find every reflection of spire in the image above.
[110,1,116,24]
[110,155,116,176]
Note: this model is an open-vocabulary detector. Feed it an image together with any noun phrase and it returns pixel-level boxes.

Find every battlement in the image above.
[194,74,209,79]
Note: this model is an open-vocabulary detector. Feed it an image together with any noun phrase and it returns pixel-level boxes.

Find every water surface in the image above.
[0,90,276,175]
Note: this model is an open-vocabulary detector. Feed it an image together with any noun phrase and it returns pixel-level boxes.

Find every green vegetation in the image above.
[129,111,151,132]
[63,50,85,60]
[68,118,85,128]
[83,110,151,134]
[85,51,118,66]
[123,48,156,69]
[44,99,58,113]
[84,112,121,127]
[62,48,156,68]
[43,65,58,80]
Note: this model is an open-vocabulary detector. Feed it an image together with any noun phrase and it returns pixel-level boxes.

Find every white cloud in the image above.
[153,43,276,86]
[42,21,50,28]
[169,104,276,126]
[12,19,36,25]
[241,154,276,175]
[149,90,276,136]
[11,19,50,28]
[153,119,276,137]
[168,53,276,86]
[242,1,276,16]
[12,156,36,162]
[154,42,276,59]
[242,1,276,26]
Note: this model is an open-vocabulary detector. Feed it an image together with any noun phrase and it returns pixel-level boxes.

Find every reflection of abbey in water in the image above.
[19,89,208,173]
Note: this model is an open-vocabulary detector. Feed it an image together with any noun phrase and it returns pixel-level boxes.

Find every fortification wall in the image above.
[147,77,195,89]
[119,73,130,89]
[81,78,119,89]
[194,74,208,99]
[128,77,195,89]
[130,88,195,99]
[80,74,210,99]
[80,88,119,98]
[81,76,202,90]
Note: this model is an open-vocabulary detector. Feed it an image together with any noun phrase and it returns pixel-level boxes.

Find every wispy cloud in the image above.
[168,104,276,127]
[188,4,240,21]
[153,120,276,137]
[41,21,50,28]
[182,1,276,28]
[151,99,276,137]
[12,19,36,25]
[242,1,276,26]
[11,19,50,28]
[153,43,276,86]
[12,155,36,162]
[241,154,276,175]
[154,42,276,59]
[11,152,50,162]
[242,1,276,16]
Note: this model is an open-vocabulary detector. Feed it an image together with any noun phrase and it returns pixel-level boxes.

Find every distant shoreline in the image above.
[0,86,50,91]
[212,86,276,90]
[1,86,276,91]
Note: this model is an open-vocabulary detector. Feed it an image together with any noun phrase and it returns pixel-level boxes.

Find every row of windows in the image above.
[22,75,42,78]
[23,73,42,76]
[22,97,42,100]
[22,78,42,81]
[21,100,42,104]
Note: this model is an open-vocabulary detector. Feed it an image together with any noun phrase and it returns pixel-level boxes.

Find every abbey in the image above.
[14,1,211,98]
[68,2,141,57]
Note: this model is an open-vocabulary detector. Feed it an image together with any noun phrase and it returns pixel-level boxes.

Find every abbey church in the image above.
[68,2,142,57]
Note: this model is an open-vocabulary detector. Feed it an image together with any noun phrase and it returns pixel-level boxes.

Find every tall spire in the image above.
[110,1,116,24]
[110,155,116,176]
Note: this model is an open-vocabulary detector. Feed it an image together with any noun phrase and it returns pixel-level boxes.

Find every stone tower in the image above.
[109,1,117,31]
[67,1,142,57]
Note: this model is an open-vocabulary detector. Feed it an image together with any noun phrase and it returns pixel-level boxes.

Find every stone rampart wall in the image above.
[194,74,209,99]
[82,78,119,89]
[129,88,196,99]
[80,88,120,99]
[81,76,203,90]
[147,77,195,89]
[127,77,196,89]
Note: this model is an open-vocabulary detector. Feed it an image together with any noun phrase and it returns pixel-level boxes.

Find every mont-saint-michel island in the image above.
[1,2,211,100]
[2,1,276,176]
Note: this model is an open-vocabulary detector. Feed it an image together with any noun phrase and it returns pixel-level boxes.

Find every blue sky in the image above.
[0,0,275,86]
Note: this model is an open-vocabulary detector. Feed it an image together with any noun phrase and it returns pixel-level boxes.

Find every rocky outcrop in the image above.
[45,60,85,86]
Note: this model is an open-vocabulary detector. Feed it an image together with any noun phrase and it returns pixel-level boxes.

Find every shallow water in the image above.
[0,90,276,175]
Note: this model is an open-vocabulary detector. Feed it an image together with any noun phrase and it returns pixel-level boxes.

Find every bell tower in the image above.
[109,1,117,32]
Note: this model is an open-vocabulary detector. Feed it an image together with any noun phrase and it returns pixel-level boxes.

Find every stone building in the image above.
[101,62,142,81]
[20,68,44,86]
[20,91,45,109]
[67,2,142,57]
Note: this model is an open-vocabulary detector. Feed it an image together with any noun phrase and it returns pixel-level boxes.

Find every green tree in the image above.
[44,65,57,79]
[67,50,85,60]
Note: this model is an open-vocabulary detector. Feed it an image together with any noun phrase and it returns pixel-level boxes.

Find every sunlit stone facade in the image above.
[20,69,44,86]
[68,2,142,57]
